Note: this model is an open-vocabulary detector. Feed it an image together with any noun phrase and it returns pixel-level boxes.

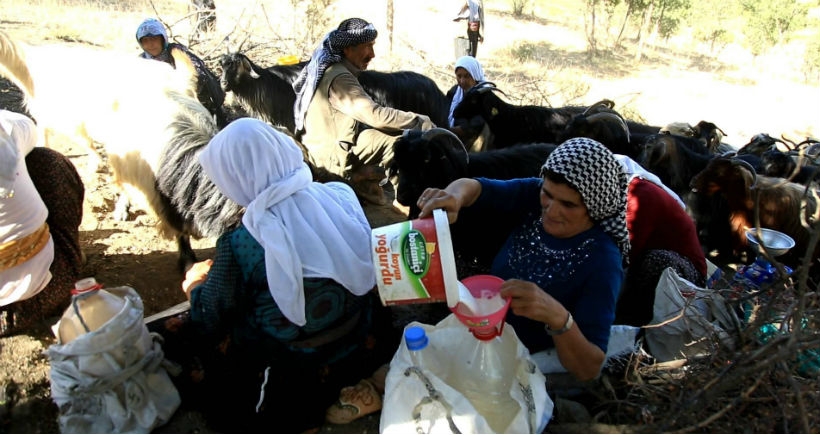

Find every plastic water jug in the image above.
[447,329,521,433]
[405,326,446,380]
[447,275,521,433]
[57,277,125,344]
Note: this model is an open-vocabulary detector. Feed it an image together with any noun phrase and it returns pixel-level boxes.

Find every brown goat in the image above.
[690,156,819,266]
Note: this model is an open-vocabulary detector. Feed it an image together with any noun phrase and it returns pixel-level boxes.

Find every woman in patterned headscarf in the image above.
[416,137,628,381]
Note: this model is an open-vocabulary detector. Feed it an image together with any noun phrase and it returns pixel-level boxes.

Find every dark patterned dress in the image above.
[154,225,397,433]
[0,147,84,336]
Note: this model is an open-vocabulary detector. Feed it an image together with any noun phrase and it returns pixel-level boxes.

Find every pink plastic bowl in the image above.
[451,275,510,338]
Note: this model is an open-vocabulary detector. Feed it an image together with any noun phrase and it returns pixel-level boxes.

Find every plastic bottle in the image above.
[729,257,792,323]
[405,326,445,379]
[447,327,521,433]
[57,277,126,344]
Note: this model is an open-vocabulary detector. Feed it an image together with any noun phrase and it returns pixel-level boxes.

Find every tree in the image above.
[739,0,810,56]
[688,0,739,56]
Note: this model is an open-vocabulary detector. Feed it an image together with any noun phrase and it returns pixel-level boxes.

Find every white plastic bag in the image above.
[46,286,181,433]
[644,267,738,362]
[380,314,552,434]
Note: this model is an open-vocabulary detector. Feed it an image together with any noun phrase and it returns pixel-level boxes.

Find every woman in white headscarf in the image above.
[179,118,395,433]
[446,55,489,149]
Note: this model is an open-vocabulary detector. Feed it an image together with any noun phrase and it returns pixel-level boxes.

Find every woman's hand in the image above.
[499,279,568,329]
[501,278,605,381]
[416,178,482,222]
[182,259,213,299]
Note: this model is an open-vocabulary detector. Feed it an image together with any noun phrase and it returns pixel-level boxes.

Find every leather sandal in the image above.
[325,378,383,425]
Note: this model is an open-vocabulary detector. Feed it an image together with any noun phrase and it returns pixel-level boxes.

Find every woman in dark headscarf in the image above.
[417,137,628,381]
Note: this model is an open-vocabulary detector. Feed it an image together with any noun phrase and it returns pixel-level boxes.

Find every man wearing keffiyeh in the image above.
[293,18,435,205]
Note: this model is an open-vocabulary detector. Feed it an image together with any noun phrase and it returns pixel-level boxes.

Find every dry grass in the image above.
[4,0,817,145]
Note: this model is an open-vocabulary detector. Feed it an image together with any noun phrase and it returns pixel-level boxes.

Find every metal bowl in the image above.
[745,228,795,257]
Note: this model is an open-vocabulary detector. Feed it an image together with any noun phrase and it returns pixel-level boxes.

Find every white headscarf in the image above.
[198,118,376,326]
[448,56,485,127]
[0,110,37,197]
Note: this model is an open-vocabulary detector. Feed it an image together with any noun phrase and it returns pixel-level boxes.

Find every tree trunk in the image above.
[387,0,394,55]
[634,0,655,62]
[614,1,633,48]
[586,0,599,55]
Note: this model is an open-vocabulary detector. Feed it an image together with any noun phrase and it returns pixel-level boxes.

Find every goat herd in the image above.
[1,31,819,282]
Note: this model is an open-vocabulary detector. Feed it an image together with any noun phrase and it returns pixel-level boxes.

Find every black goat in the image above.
[638,133,715,199]
[451,82,587,148]
[760,148,820,186]
[736,133,786,157]
[692,120,728,153]
[219,53,307,132]
[388,128,557,217]
[219,52,450,133]
[555,101,645,158]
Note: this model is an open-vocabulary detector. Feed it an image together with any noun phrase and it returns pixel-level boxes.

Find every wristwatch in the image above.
[545,312,574,336]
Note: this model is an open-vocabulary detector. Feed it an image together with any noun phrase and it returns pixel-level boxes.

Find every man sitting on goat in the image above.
[136,17,227,128]
[293,17,435,205]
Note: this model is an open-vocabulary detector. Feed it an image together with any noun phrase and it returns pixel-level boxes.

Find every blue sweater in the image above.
[471,178,624,352]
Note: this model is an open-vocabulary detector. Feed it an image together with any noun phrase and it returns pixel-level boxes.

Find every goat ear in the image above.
[169,47,198,97]
[732,158,758,189]
[238,57,260,79]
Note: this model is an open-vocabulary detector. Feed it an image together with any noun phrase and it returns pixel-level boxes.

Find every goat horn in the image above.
[469,81,507,97]
[421,127,470,165]
[731,158,757,189]
[582,99,615,116]
[584,112,631,143]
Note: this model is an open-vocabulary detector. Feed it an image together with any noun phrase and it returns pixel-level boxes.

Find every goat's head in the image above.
[639,134,688,192]
[452,82,505,122]
[218,52,258,92]
[690,157,756,199]
[693,120,727,153]
[558,111,632,156]
[736,133,784,156]
[390,128,470,217]
[760,148,796,178]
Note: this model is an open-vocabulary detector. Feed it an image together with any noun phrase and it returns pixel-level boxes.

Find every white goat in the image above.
[0,30,198,227]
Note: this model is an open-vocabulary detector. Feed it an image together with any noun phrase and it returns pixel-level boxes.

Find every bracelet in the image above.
[545,312,573,336]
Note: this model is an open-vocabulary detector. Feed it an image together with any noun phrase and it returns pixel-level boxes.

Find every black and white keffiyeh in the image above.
[542,137,630,258]
[292,18,378,133]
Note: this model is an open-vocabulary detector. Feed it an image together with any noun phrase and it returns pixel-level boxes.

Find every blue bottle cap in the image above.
[405,326,429,351]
